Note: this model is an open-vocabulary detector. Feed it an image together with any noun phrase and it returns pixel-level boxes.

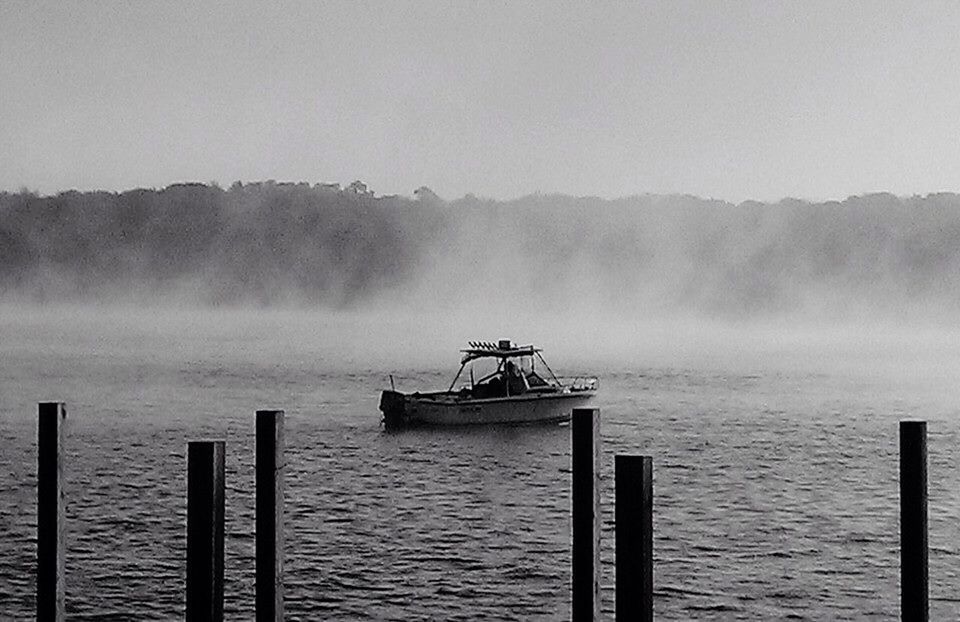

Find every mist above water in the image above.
[3,185,959,619]
[3,184,959,321]
[2,301,958,408]
[2,183,960,384]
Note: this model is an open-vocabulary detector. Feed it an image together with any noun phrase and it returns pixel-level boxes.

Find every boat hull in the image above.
[381,390,595,427]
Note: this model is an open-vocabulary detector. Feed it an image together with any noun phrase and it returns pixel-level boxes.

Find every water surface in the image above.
[1,307,959,620]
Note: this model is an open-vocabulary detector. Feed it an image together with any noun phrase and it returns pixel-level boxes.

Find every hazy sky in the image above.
[2,1,959,202]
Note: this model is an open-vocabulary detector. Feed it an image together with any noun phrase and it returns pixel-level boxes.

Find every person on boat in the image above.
[505,359,529,395]
[486,374,505,397]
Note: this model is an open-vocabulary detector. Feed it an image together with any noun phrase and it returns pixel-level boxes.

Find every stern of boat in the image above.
[379,390,408,428]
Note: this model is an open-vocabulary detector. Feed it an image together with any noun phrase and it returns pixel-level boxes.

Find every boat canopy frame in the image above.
[446,341,561,392]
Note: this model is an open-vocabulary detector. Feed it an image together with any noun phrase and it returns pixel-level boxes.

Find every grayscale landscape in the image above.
[2,2,959,620]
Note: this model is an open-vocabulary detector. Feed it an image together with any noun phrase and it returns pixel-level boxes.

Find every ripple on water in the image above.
[3,348,960,620]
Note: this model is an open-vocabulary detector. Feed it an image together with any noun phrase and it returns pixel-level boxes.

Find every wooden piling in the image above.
[37,402,66,622]
[256,410,285,622]
[900,420,928,622]
[615,455,653,622]
[572,407,600,621]
[187,440,226,622]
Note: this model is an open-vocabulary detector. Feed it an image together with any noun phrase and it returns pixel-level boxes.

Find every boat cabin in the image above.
[448,339,561,399]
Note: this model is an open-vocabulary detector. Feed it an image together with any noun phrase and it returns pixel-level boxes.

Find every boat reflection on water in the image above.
[379,339,597,428]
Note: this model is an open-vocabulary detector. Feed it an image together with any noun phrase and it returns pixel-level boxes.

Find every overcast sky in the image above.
[2,1,959,202]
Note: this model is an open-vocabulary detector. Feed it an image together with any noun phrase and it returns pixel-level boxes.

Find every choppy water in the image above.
[2,308,960,620]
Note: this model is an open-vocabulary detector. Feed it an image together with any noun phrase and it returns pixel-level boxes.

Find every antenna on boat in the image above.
[389,374,395,391]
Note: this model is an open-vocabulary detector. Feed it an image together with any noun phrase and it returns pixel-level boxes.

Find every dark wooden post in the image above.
[616,455,653,622]
[900,420,928,622]
[256,410,284,621]
[187,440,226,622]
[37,402,66,622]
[572,407,600,621]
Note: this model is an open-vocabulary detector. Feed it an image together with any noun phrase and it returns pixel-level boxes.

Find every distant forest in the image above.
[2,181,959,317]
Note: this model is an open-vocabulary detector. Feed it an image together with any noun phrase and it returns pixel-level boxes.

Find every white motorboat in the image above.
[379,340,597,427]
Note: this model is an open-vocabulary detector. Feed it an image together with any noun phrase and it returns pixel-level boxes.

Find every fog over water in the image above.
[3,183,960,376]
[4,185,960,619]
[2,301,960,400]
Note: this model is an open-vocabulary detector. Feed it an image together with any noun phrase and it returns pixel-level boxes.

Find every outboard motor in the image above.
[379,390,407,427]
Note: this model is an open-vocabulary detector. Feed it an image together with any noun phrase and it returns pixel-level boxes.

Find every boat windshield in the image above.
[449,352,555,398]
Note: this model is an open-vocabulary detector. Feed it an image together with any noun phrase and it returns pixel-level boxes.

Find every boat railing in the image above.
[556,376,599,391]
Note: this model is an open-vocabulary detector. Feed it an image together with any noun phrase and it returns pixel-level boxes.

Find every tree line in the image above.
[2,183,959,316]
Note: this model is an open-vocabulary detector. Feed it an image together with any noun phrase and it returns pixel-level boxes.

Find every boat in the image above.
[379,339,597,427]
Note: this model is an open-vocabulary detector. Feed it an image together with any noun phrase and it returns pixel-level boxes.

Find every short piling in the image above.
[187,440,226,622]
[616,455,653,622]
[256,410,285,622]
[572,407,600,621]
[37,402,66,622]
[900,420,928,622]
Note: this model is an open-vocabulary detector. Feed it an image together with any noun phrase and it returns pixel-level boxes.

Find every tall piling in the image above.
[187,440,226,622]
[615,455,653,622]
[900,420,928,622]
[37,402,66,622]
[572,407,600,621]
[256,410,285,621]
